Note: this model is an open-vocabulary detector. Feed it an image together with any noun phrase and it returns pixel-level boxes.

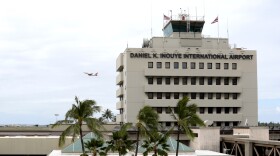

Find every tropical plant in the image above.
[135,105,159,156]
[52,96,103,155]
[106,123,135,156]
[170,96,205,156]
[141,128,173,156]
[84,138,107,156]
[102,109,115,122]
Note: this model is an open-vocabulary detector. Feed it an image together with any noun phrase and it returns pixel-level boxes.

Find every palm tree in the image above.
[170,96,205,156]
[84,138,106,156]
[135,105,159,156]
[106,123,135,156]
[52,96,103,155]
[102,109,115,122]
[141,128,172,156]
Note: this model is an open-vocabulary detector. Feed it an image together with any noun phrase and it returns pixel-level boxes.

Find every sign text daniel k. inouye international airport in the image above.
[130,53,253,60]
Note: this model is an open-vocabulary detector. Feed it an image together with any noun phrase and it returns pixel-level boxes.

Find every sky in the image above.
[0,0,279,125]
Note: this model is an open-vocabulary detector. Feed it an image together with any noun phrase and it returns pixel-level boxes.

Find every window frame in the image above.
[148,62,153,68]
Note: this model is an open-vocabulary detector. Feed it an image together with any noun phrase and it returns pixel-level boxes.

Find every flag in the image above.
[163,14,171,20]
[211,16,218,24]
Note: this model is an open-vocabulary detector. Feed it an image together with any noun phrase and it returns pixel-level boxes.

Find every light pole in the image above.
[54,114,59,122]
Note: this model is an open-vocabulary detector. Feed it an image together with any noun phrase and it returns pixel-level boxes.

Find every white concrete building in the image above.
[116,14,258,127]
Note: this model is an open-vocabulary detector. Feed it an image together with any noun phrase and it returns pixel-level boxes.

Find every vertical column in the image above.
[244,142,253,156]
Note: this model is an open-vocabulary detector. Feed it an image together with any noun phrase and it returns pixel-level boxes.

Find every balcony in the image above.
[116,87,124,97]
[116,101,124,110]
[199,113,243,122]
[116,72,123,85]
[116,54,124,72]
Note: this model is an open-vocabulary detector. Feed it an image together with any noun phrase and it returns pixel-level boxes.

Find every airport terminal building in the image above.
[116,14,258,127]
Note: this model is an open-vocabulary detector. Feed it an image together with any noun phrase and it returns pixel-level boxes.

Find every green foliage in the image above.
[84,138,107,156]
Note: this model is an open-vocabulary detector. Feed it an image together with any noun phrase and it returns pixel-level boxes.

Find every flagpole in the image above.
[217,15,219,45]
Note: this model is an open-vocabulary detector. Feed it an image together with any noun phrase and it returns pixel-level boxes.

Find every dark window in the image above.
[224,78,229,85]
[157,92,162,99]
[183,93,188,98]
[200,107,205,114]
[191,77,196,85]
[182,62,187,69]
[216,63,220,69]
[183,77,188,85]
[165,62,170,69]
[191,93,196,99]
[232,63,237,70]
[225,122,230,126]
[208,77,212,85]
[174,93,179,99]
[199,93,204,99]
[166,122,171,127]
[199,77,204,85]
[207,63,212,69]
[216,77,221,85]
[208,107,213,114]
[199,62,204,69]
[120,108,123,114]
[165,93,171,99]
[216,107,221,114]
[233,122,238,126]
[225,107,230,114]
[157,62,162,68]
[216,122,221,126]
[148,62,153,68]
[166,108,171,114]
[174,77,179,85]
[232,77,237,85]
[224,63,229,69]
[191,62,196,69]
[224,93,229,99]
[233,107,238,114]
[208,93,213,99]
[174,62,179,69]
[148,77,153,84]
[165,77,171,85]
[157,78,162,85]
[157,107,162,113]
[233,93,238,99]
[216,93,221,99]
[148,92,153,99]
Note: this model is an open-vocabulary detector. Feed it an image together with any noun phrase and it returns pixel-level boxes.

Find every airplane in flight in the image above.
[84,72,98,76]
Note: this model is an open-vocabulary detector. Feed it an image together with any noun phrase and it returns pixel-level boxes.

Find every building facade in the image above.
[116,14,258,127]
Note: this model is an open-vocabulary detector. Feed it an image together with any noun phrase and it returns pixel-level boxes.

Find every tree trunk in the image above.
[135,127,140,156]
[176,126,180,156]
[79,124,85,154]
[154,146,157,156]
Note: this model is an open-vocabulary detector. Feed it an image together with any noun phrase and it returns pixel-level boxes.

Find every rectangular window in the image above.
[148,77,153,84]
[191,93,196,99]
[225,107,230,114]
[224,93,229,99]
[182,62,187,69]
[191,77,196,85]
[232,77,237,85]
[166,122,171,127]
[216,122,221,126]
[200,107,205,114]
[233,122,238,126]
[174,62,179,69]
[224,63,229,69]
[148,62,153,68]
[199,77,204,85]
[174,77,179,85]
[216,63,220,69]
[157,92,162,99]
[216,107,221,114]
[233,93,238,99]
[166,108,171,114]
[216,93,221,99]
[232,63,237,70]
[191,62,196,69]
[157,78,162,85]
[208,77,212,85]
[174,93,179,99]
[233,107,238,114]
[157,62,162,68]
[183,77,188,85]
[207,63,212,69]
[157,107,162,114]
[208,93,213,99]
[165,62,170,69]
[208,107,213,114]
[224,77,229,85]
[165,77,171,85]
[216,77,221,85]
[225,122,230,126]
[183,93,188,98]
[199,62,204,69]
[199,93,204,99]
[148,92,153,99]
[165,93,171,99]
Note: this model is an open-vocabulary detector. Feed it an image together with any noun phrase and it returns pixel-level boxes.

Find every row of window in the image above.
[147,92,239,100]
[157,121,239,127]
[148,77,238,85]
[152,107,239,114]
[148,62,237,70]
